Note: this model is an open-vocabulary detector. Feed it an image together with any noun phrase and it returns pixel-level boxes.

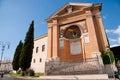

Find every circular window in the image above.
[63,25,81,39]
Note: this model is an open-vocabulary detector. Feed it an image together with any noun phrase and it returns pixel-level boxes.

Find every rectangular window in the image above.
[33,59,35,63]
[36,47,39,53]
[40,58,42,62]
[42,45,45,52]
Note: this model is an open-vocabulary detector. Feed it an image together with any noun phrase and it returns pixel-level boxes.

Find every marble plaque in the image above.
[84,36,89,44]
[70,41,81,55]
[59,38,64,48]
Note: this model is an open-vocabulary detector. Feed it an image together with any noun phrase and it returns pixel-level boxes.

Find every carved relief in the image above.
[63,25,81,39]
[84,35,90,44]
[66,5,73,13]
[60,28,64,38]
[59,21,87,38]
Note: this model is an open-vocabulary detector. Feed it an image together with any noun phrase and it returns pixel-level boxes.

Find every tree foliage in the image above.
[12,40,23,71]
[19,21,34,71]
[110,46,120,61]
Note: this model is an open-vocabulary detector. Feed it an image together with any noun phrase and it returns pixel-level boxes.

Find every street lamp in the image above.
[0,41,10,65]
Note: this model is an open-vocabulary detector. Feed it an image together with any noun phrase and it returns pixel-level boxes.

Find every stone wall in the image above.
[104,62,117,77]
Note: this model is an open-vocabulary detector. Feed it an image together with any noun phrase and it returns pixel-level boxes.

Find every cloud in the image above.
[109,38,117,42]
[102,15,106,19]
[106,25,120,47]
[109,37,120,47]
[40,21,46,24]
[106,25,120,35]
[113,26,120,35]
[106,29,114,33]
[110,44,119,48]
[118,37,120,44]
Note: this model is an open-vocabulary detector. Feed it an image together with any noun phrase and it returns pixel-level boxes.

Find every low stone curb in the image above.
[38,74,108,80]
[7,74,109,80]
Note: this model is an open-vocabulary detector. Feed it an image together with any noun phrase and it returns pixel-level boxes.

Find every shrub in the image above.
[27,69,35,76]
[116,60,120,67]
[101,51,115,64]
[117,60,120,63]
[21,71,26,76]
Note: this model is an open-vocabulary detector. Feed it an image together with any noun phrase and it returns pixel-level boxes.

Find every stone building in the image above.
[31,34,48,73]
[31,2,109,74]
[0,60,12,72]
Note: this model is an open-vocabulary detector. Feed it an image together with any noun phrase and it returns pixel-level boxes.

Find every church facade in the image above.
[31,2,109,73]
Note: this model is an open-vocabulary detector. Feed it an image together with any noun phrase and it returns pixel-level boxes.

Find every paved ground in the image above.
[0,75,117,80]
[109,78,119,80]
[0,75,13,80]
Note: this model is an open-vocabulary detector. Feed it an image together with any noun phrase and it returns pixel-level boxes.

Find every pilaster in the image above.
[47,23,53,58]
[52,19,59,58]
[85,10,99,52]
[95,12,109,51]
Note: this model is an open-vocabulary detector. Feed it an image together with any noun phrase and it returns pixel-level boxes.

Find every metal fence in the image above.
[45,57,105,75]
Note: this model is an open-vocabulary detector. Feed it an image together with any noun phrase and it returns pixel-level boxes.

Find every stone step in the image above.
[39,74,109,80]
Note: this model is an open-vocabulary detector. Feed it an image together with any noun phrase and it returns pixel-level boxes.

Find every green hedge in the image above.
[101,51,115,64]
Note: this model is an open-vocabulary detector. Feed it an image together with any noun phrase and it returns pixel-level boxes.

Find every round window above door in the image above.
[63,25,81,39]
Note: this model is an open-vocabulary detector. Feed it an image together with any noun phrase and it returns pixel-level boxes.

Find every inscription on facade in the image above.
[70,41,81,55]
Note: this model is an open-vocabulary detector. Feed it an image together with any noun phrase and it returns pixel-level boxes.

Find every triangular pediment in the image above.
[49,2,93,19]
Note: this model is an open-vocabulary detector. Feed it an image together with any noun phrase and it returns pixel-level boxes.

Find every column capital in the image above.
[86,12,101,18]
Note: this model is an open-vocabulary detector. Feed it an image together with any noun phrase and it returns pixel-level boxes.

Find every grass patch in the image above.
[9,73,21,77]
[9,73,44,77]
[34,73,44,77]
[29,73,44,78]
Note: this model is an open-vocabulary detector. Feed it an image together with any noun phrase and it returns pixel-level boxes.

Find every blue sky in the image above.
[0,0,120,60]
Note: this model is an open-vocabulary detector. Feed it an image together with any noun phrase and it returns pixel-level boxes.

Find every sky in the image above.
[0,0,120,60]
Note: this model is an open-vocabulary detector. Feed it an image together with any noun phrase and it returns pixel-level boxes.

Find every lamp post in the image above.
[0,41,10,65]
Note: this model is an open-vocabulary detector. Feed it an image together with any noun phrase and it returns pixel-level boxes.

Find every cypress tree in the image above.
[12,40,23,71]
[19,21,34,71]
